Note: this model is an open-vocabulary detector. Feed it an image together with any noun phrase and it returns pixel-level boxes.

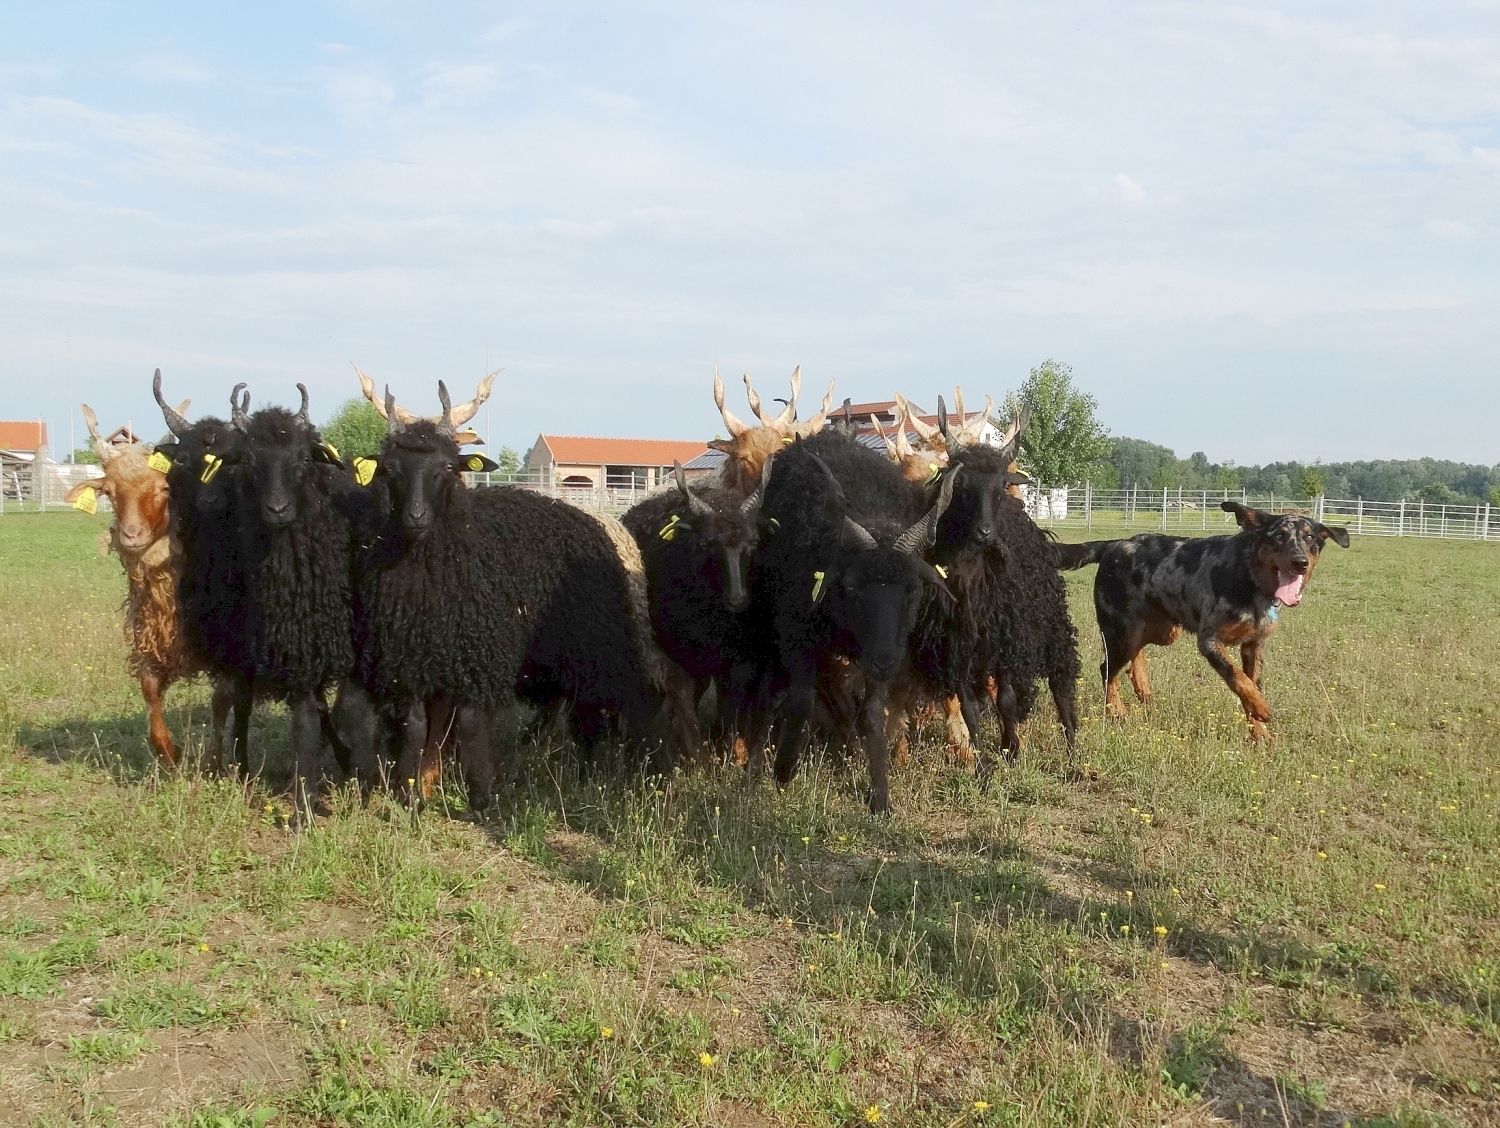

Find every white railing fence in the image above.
[1019,485,1496,543]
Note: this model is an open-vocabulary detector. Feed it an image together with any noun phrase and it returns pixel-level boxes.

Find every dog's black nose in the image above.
[1291,556,1309,572]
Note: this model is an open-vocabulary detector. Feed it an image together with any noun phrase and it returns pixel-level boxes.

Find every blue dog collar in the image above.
[1267,602,1280,623]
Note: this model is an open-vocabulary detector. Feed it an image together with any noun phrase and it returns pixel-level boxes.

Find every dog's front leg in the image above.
[1197,632,1271,738]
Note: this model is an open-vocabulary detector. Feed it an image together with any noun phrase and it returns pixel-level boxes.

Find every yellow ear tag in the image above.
[148,450,173,474]
[768,517,779,529]
[811,570,826,602]
[782,436,794,445]
[200,454,223,484]
[72,486,98,515]
[322,441,341,461]
[353,457,377,486]
[466,455,485,472]
[934,564,948,579]
[927,462,941,483]
[658,514,681,541]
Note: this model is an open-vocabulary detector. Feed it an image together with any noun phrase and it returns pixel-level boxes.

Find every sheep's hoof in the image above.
[866,789,891,816]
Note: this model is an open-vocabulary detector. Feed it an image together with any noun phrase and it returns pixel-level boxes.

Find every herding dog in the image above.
[1054,503,1349,738]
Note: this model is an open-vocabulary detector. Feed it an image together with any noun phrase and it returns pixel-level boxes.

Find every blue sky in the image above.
[2,2,1497,464]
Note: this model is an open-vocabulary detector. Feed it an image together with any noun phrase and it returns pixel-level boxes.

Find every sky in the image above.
[1,1,1497,465]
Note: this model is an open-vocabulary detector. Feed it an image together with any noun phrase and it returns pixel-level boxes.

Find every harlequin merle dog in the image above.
[1054,503,1349,737]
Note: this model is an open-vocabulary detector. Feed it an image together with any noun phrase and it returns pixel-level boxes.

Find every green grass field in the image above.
[1,512,1496,1127]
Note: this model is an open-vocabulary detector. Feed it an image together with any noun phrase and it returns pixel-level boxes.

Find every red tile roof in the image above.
[538,435,709,467]
[0,421,46,451]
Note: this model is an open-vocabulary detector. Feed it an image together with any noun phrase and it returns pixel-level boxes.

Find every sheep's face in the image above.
[829,550,933,682]
[677,507,762,612]
[64,446,171,554]
[937,447,1031,552]
[378,423,465,538]
[152,417,246,521]
[239,409,327,529]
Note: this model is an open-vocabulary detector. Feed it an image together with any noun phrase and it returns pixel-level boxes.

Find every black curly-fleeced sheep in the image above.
[751,430,956,813]
[620,463,772,764]
[354,393,664,811]
[156,376,359,818]
[153,374,261,774]
[915,440,1080,762]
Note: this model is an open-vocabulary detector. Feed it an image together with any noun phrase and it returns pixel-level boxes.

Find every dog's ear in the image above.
[1314,522,1350,549]
[1221,501,1267,529]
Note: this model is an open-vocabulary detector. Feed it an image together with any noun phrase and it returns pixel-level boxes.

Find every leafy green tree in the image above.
[70,448,100,465]
[1418,482,1457,505]
[1490,485,1500,506]
[496,446,522,476]
[321,398,386,459]
[1002,360,1112,486]
[1298,466,1325,498]
[1213,465,1240,491]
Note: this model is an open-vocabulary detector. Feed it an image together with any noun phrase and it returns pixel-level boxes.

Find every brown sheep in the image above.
[65,403,200,766]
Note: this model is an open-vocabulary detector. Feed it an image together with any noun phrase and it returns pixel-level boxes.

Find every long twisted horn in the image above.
[894,465,962,554]
[80,404,114,463]
[355,364,421,424]
[230,383,250,429]
[436,380,455,437]
[771,366,800,432]
[447,371,497,428]
[794,378,835,437]
[673,461,714,517]
[894,392,940,445]
[153,370,190,437]
[740,451,774,514]
[870,414,898,462]
[842,517,877,549]
[743,371,770,426]
[295,383,311,425]
[384,386,403,435]
[713,364,749,437]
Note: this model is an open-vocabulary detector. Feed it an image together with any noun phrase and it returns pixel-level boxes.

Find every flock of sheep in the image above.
[70,366,1082,823]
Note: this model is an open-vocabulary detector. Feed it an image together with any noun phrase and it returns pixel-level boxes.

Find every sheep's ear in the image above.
[707,439,735,454]
[65,478,109,504]
[1315,522,1350,549]
[153,442,180,463]
[463,453,499,473]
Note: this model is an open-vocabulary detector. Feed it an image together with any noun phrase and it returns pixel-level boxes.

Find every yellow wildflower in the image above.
[863,1107,883,1124]
[974,1100,991,1112]
[601,1027,614,1039]
[1154,925,1167,937]
[699,1052,716,1068]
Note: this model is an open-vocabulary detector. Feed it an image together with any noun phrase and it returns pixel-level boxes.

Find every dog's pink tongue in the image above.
[1275,570,1305,606]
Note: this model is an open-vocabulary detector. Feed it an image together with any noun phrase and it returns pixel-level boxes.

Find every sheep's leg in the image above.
[328,681,381,793]
[943,695,972,766]
[420,698,457,801]
[395,698,427,804]
[229,674,254,778]
[287,692,324,828]
[860,679,894,815]
[207,678,233,776]
[994,678,1022,762]
[1050,670,1080,758]
[662,660,705,767]
[456,703,496,817]
[770,656,817,789]
[139,670,177,768]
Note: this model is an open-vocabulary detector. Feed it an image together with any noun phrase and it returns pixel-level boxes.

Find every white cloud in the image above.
[420,63,498,102]
[1426,219,1475,239]
[325,70,395,123]
[1114,173,1146,205]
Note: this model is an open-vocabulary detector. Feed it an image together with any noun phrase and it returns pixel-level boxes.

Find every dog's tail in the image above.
[1052,540,1119,570]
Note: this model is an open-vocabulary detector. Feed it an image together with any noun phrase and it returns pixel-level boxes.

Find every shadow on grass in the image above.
[466,742,1467,1126]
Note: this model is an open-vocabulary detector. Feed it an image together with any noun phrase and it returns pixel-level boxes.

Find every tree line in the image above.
[1005,360,1500,506]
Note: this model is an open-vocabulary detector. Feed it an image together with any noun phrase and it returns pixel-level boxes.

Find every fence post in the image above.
[1484,504,1491,541]
[1398,498,1405,537]
[1085,481,1092,531]
[1316,495,1324,523]
[1357,497,1363,534]
[1201,489,1207,530]
[1161,487,1167,529]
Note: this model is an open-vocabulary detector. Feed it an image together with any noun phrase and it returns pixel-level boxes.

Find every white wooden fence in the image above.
[1024,485,1496,543]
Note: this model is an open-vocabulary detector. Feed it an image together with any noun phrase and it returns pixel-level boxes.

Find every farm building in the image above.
[0,420,49,502]
[524,435,711,490]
